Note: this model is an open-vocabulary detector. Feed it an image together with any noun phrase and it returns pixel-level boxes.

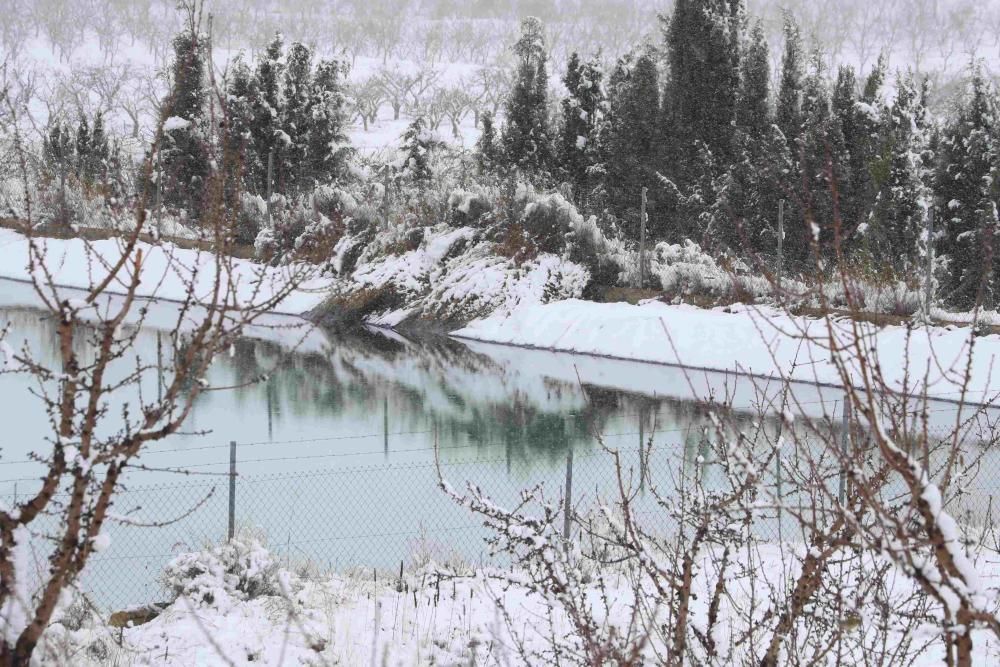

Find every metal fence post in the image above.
[228,440,237,542]
[638,187,648,289]
[383,396,389,458]
[563,448,574,541]
[777,199,785,290]
[924,207,935,319]
[839,396,850,505]
[266,148,274,227]
[639,407,646,493]
[154,151,162,237]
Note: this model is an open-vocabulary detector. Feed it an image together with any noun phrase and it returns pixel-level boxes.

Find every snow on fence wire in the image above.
[4,418,994,615]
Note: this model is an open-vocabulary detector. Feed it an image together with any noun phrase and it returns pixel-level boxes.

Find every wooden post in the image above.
[563,448,574,540]
[777,199,785,290]
[839,396,850,505]
[639,407,646,493]
[154,151,163,237]
[639,187,648,289]
[228,440,237,541]
[383,165,391,231]
[156,332,163,403]
[60,163,67,230]
[924,207,935,320]
[266,380,273,442]
[266,148,274,227]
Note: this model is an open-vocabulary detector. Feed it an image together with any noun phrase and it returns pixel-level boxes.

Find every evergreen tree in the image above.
[401,116,433,183]
[936,66,1000,308]
[726,18,780,251]
[250,33,284,196]
[160,26,208,214]
[663,0,744,165]
[776,14,804,147]
[786,54,850,261]
[43,122,74,176]
[75,115,91,179]
[475,111,501,175]
[833,56,888,234]
[282,41,313,191]
[736,19,770,142]
[557,52,604,205]
[600,52,660,239]
[500,17,553,176]
[306,59,351,186]
[223,55,257,193]
[866,73,933,271]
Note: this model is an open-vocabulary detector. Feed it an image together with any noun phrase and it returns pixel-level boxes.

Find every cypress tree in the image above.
[736,19,770,142]
[306,59,351,186]
[401,116,433,184]
[776,14,804,148]
[160,26,208,215]
[600,51,660,240]
[500,17,554,177]
[475,111,501,175]
[250,33,284,196]
[282,42,313,192]
[936,66,1000,309]
[866,73,933,271]
[557,52,604,205]
[663,0,743,166]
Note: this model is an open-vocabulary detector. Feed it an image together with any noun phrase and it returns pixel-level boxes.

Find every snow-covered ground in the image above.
[36,535,1000,666]
[453,299,1000,403]
[0,229,332,316]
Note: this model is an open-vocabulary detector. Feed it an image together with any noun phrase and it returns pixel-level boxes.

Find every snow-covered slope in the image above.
[453,299,1000,402]
[0,229,331,315]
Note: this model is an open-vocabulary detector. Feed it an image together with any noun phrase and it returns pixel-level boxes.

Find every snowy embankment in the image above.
[453,299,1000,403]
[0,229,332,315]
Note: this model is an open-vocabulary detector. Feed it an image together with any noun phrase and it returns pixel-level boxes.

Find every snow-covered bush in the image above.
[162,535,280,608]
[520,191,577,254]
[447,188,492,226]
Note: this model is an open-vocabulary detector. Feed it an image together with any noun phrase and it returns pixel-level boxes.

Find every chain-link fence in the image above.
[2,402,982,615]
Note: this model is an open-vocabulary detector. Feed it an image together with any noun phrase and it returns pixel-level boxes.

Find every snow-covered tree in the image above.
[557,52,604,205]
[305,58,351,187]
[599,51,660,239]
[281,41,313,192]
[159,22,208,215]
[776,14,804,148]
[475,110,501,175]
[501,17,553,176]
[249,33,284,196]
[401,116,433,183]
[936,66,1000,309]
[663,0,744,165]
[866,73,933,271]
